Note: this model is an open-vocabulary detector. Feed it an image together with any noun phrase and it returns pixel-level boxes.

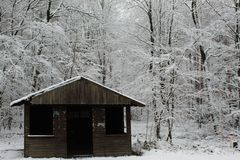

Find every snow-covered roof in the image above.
[10,76,145,107]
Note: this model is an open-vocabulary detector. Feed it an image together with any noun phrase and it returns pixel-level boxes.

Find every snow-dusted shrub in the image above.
[132,139,144,156]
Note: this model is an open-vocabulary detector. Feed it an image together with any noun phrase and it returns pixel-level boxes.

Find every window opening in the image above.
[29,106,53,135]
[105,107,127,134]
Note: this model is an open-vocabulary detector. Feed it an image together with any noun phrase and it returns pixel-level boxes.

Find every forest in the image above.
[0,0,240,158]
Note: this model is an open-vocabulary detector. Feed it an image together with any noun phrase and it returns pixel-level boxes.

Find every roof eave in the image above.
[131,101,145,107]
[11,100,29,107]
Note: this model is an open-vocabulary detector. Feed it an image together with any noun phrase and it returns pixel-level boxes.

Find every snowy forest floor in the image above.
[0,121,240,160]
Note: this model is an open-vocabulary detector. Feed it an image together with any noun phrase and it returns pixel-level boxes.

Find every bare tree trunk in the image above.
[235,0,240,128]
[98,0,108,85]
[46,0,52,22]
[153,85,161,139]
[69,46,77,78]
[102,52,106,85]
[148,0,154,73]
[166,0,175,145]
[32,68,40,91]
[191,0,206,128]
[0,11,2,33]
[11,0,17,35]
[146,0,161,140]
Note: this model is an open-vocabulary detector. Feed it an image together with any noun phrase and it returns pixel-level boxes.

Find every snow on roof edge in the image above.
[10,76,145,107]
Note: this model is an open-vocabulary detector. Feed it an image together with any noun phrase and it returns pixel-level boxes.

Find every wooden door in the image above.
[67,107,92,156]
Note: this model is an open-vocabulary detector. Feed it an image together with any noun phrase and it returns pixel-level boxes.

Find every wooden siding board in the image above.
[24,106,67,158]
[92,107,132,156]
[31,79,136,106]
[80,80,84,104]
[24,104,29,157]
[25,105,132,158]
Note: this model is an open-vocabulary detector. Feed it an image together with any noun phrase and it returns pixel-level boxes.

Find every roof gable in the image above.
[10,76,145,107]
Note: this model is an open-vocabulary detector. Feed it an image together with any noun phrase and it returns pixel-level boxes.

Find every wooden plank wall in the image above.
[24,105,67,158]
[31,79,134,105]
[92,107,132,156]
[24,105,132,157]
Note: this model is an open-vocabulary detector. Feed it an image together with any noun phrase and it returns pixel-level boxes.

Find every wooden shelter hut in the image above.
[11,76,145,158]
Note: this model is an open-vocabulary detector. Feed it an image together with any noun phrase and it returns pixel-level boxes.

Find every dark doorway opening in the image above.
[67,107,92,156]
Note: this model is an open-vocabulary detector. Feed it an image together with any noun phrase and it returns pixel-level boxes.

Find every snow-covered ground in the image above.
[0,121,240,160]
[1,147,239,160]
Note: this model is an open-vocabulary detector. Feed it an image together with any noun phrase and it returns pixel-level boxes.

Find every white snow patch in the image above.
[0,148,239,160]
[97,123,105,128]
